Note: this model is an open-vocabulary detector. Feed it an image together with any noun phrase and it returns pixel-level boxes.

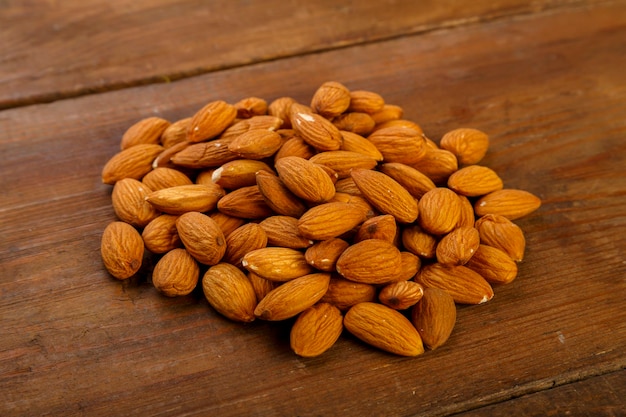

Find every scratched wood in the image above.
[0,0,586,109]
[1,2,625,416]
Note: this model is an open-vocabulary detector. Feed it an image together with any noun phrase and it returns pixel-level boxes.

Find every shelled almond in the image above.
[99,81,541,358]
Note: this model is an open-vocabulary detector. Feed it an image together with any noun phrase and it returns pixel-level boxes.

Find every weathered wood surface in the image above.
[0,0,586,109]
[1,1,625,416]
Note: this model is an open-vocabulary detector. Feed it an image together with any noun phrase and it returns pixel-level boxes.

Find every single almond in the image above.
[273,136,315,161]
[411,287,457,350]
[248,272,278,303]
[120,117,170,150]
[160,117,191,148]
[379,162,436,199]
[465,244,518,285]
[146,183,225,215]
[456,195,476,228]
[227,129,283,159]
[242,247,312,282]
[152,248,199,297]
[234,96,268,119]
[320,276,377,310]
[310,81,351,118]
[175,211,226,265]
[142,167,193,191]
[474,189,541,220]
[418,188,462,235]
[212,159,273,190]
[305,238,350,272]
[170,138,239,169]
[339,130,383,161]
[367,127,426,164]
[260,215,314,249]
[409,148,459,184]
[100,221,144,280]
[401,224,438,259]
[102,144,164,184]
[223,223,268,267]
[290,303,344,357]
[187,100,237,142]
[348,90,385,114]
[208,211,246,237]
[435,226,480,266]
[297,202,366,241]
[309,150,378,179]
[416,263,494,305]
[202,263,257,322]
[370,104,404,124]
[379,281,424,310]
[268,96,297,129]
[354,214,398,244]
[448,165,503,197]
[141,214,181,254]
[344,302,424,356]
[397,251,421,281]
[290,110,342,151]
[217,185,275,219]
[332,112,375,135]
[440,128,489,165]
[336,239,403,284]
[111,178,160,227]
[255,170,308,218]
[275,156,336,203]
[474,214,526,261]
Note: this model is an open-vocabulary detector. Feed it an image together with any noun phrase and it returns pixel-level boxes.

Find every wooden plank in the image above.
[0,0,587,110]
[1,2,626,416]
[454,370,626,416]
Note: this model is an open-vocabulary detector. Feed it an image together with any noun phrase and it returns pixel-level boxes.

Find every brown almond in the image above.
[141,214,181,254]
[152,141,192,170]
[456,195,476,228]
[212,159,273,190]
[344,302,424,356]
[290,303,344,357]
[339,130,384,161]
[448,165,504,197]
[348,90,385,114]
[370,104,404,124]
[141,167,193,191]
[409,148,459,184]
[208,211,246,237]
[354,214,397,244]
[242,247,312,282]
[332,112,376,135]
[416,263,494,305]
[152,248,199,297]
[310,81,351,118]
[305,238,350,272]
[440,128,489,165]
[435,226,480,266]
[465,244,518,285]
[100,221,144,280]
[102,144,164,184]
[309,150,378,179]
[228,129,283,159]
[254,273,331,321]
[202,263,257,322]
[255,170,308,218]
[290,110,342,151]
[120,117,170,150]
[170,138,239,169]
[379,162,436,199]
[217,185,275,219]
[234,96,268,119]
[379,281,424,310]
[373,119,423,133]
[187,100,237,142]
[474,189,541,220]
[175,212,226,265]
[260,215,314,249]
[320,276,377,310]
[411,287,457,350]
[297,202,366,241]
[268,96,297,129]
[248,272,278,303]
[401,225,438,259]
[397,251,422,282]
[146,183,225,215]
[336,239,403,284]
[333,177,362,196]
[223,223,268,267]
[367,127,427,164]
[351,168,418,224]
[275,156,336,203]
[418,188,462,235]
[160,117,191,148]
[474,214,526,261]
[111,178,160,227]
[273,136,315,162]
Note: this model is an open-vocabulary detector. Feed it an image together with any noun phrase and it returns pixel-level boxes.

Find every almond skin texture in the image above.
[255,170,308,218]
[440,128,490,165]
[447,165,503,197]
[456,195,476,228]
[290,303,344,357]
[379,162,436,199]
[202,263,257,322]
[120,117,170,150]
[234,96,268,119]
[309,150,378,179]
[305,238,350,272]
[418,188,462,235]
[332,112,376,136]
[320,277,377,310]
[141,214,181,254]
[397,251,421,281]
[111,178,160,227]
[146,183,225,215]
[401,225,438,259]
[170,138,239,169]
[187,100,237,142]
[291,110,343,151]
[436,226,480,266]
[344,302,424,357]
[160,117,191,148]
[248,272,278,303]
[336,239,403,284]
[417,263,494,305]
[474,189,542,220]
[275,156,336,203]
[142,167,193,191]
[310,81,351,118]
[339,130,383,161]
[367,127,426,164]
[348,90,385,114]
[379,281,424,310]
[297,202,366,241]
[216,185,275,219]
[101,221,144,280]
[474,214,526,261]
[152,248,199,297]
[223,223,268,267]
[227,129,283,159]
[254,273,331,321]
[465,244,518,285]
[354,214,398,244]
[410,148,458,184]
[260,215,313,249]
[268,96,297,129]
[175,212,226,265]
[102,144,164,184]
[212,159,273,190]
[242,247,312,281]
[351,168,418,223]
[411,287,457,350]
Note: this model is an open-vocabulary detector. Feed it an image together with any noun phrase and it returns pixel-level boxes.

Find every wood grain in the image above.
[1,2,626,416]
[0,0,586,109]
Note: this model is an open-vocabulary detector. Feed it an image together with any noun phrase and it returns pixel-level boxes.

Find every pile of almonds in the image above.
[100,81,541,357]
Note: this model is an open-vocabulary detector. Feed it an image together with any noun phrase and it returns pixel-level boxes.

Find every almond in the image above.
[254,273,331,321]
[242,247,312,281]
[401,224,438,259]
[111,178,160,227]
[336,239,403,284]
[379,281,424,310]
[255,170,308,218]
[310,81,351,118]
[234,96,268,119]
[474,214,526,261]
[373,119,423,133]
[187,100,237,142]
[297,202,366,241]
[344,302,424,356]
[370,104,403,125]
[290,110,342,151]
[304,238,350,272]
[379,162,436,199]
[141,214,181,254]
[217,185,275,219]
[227,129,283,159]
[208,211,246,237]
[435,226,480,266]
[275,156,336,203]
[100,221,144,280]
[160,117,191,148]
[339,130,384,161]
[465,244,518,285]
[474,189,541,220]
[273,136,315,161]
[175,211,226,265]
[102,144,164,184]
[142,167,192,191]
[367,127,427,164]
[440,128,489,165]
[418,188,462,235]
[309,150,378,179]
[152,248,199,297]
[202,263,257,322]
[416,263,494,305]
[212,159,273,190]
[120,117,170,150]
[333,177,362,195]
[290,303,344,357]
[397,251,421,282]
[348,90,385,114]
[248,272,278,303]
[351,168,418,223]
[268,96,297,129]
[223,223,268,267]
[456,195,476,228]
[320,276,377,310]
[332,112,375,135]
[411,287,456,350]
[260,215,314,249]
[146,183,225,215]
[409,148,458,184]
[170,138,239,169]
[354,214,397,244]
[152,141,191,170]
[448,165,503,197]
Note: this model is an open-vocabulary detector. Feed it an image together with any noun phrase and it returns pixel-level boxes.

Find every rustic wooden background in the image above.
[1,1,625,416]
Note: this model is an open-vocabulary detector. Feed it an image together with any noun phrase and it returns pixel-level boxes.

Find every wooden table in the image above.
[1,1,625,415]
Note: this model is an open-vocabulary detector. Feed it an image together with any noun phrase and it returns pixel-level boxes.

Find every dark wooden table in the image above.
[1,1,625,416]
